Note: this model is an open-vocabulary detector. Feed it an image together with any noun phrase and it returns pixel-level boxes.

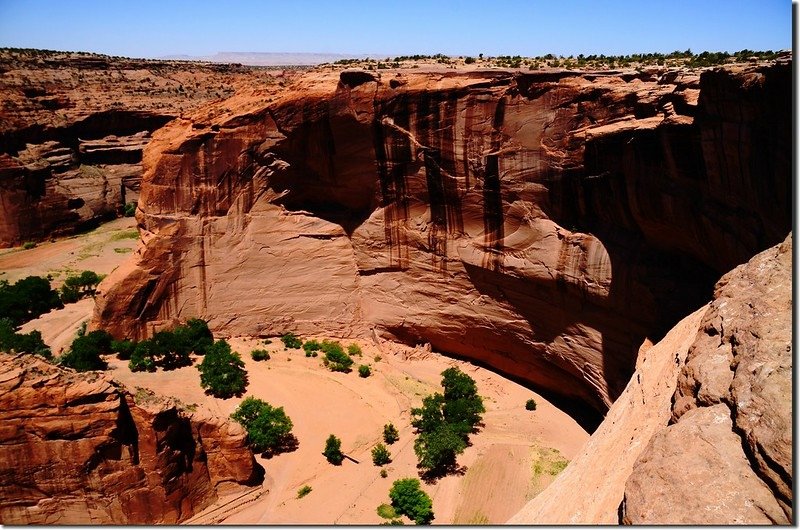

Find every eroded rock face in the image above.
[622,234,792,524]
[93,62,790,426]
[0,50,287,247]
[509,234,791,524]
[0,352,261,524]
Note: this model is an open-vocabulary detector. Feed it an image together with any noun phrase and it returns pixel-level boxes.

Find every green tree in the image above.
[410,393,445,434]
[231,397,294,454]
[323,434,344,465]
[372,443,392,466]
[129,340,157,372]
[388,478,434,525]
[0,276,62,326]
[525,398,537,411]
[383,423,399,444]
[413,424,466,474]
[111,339,135,360]
[0,318,50,357]
[60,330,112,371]
[184,318,213,355]
[197,340,248,398]
[358,364,371,377]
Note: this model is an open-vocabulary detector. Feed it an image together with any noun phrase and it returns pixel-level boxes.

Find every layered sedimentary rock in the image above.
[93,61,790,426]
[0,50,286,246]
[509,234,792,524]
[0,352,261,524]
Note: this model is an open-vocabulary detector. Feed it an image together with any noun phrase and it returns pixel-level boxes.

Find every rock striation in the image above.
[93,61,791,427]
[509,234,792,524]
[0,352,262,524]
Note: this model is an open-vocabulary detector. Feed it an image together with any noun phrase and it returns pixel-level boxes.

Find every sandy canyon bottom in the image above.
[2,219,588,525]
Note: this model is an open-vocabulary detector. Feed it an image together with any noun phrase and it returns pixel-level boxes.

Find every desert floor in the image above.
[9,217,589,525]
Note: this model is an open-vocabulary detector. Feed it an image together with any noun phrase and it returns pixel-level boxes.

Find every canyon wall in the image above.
[0,50,283,246]
[0,352,262,524]
[93,62,791,426]
[510,234,792,524]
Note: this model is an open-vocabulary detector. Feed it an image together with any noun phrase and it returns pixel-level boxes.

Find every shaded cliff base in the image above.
[510,234,792,524]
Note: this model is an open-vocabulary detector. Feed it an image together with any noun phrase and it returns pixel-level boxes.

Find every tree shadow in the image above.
[419,463,467,485]
[260,433,299,459]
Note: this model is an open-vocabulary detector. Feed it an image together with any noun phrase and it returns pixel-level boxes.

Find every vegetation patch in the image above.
[197,340,248,398]
[110,229,139,241]
[388,478,434,525]
[231,396,295,455]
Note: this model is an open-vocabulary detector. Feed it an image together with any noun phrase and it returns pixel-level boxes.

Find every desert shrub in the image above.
[128,340,156,372]
[231,396,294,454]
[383,423,399,444]
[0,276,62,326]
[302,339,321,354]
[380,468,389,478]
[22,241,37,250]
[251,349,270,361]
[297,485,312,498]
[197,340,247,398]
[464,56,476,64]
[321,340,353,372]
[0,318,50,357]
[525,398,537,411]
[358,364,371,378]
[60,330,112,371]
[323,434,344,465]
[388,478,434,525]
[123,201,137,217]
[377,503,398,519]
[372,443,392,466]
[111,339,135,360]
[281,332,302,349]
[347,343,362,356]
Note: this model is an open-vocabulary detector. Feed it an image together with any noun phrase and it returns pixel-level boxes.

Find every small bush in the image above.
[347,343,362,356]
[321,340,353,372]
[303,339,321,353]
[123,201,137,217]
[374,355,382,362]
[297,485,312,498]
[22,241,37,250]
[389,478,434,525]
[383,423,399,444]
[358,364,371,378]
[380,468,389,478]
[129,340,156,372]
[377,503,398,519]
[231,396,294,454]
[372,443,392,466]
[197,340,248,398]
[281,332,302,349]
[323,434,344,465]
[525,398,537,411]
[251,349,270,361]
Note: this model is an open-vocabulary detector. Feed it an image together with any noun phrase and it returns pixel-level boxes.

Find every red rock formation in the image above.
[93,61,791,427]
[509,234,792,524]
[0,50,287,247]
[0,353,262,524]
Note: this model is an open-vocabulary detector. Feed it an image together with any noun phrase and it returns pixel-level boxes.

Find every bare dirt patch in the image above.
[105,336,588,524]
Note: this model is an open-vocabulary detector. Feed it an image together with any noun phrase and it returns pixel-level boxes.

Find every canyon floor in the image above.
[9,219,588,525]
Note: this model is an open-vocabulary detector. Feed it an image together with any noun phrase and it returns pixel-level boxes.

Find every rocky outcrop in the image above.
[0,352,262,524]
[509,234,791,524]
[622,233,792,524]
[0,49,288,247]
[93,61,791,428]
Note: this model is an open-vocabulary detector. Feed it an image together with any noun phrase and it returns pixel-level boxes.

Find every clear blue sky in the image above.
[0,0,791,58]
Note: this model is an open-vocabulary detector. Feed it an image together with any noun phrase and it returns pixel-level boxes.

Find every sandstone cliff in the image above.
[92,61,791,427]
[0,50,287,246]
[509,234,791,524]
[0,352,262,524]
